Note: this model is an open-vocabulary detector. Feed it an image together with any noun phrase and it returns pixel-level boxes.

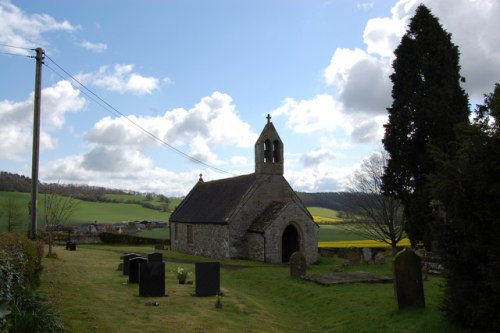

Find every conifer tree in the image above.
[382,4,469,246]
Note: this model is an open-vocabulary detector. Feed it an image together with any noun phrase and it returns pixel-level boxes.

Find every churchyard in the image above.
[39,244,464,332]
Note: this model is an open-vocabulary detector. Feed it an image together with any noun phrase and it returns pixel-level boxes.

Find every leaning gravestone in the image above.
[393,249,425,309]
[289,251,307,277]
[195,262,220,297]
[122,253,141,276]
[139,261,166,297]
[129,257,147,283]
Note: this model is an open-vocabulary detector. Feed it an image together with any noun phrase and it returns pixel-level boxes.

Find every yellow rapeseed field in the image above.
[318,238,411,248]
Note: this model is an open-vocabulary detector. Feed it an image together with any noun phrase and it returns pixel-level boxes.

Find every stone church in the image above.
[169,116,318,265]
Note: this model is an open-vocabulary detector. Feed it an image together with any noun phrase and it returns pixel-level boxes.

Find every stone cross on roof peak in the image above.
[266,114,271,124]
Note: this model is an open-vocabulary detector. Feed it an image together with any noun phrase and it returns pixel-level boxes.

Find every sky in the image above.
[1,0,499,197]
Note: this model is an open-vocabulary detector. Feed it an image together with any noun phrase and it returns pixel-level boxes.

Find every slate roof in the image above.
[248,201,287,233]
[169,173,257,224]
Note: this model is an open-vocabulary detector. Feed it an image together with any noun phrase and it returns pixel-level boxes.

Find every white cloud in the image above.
[271,94,349,134]
[77,64,160,95]
[0,0,76,54]
[300,147,338,168]
[80,41,107,53]
[0,80,85,160]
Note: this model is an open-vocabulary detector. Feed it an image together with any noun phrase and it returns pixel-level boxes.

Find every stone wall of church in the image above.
[170,222,231,260]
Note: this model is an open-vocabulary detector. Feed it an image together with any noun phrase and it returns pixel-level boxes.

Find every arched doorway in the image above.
[282,224,300,263]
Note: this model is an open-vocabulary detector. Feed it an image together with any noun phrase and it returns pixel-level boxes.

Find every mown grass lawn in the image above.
[40,244,464,333]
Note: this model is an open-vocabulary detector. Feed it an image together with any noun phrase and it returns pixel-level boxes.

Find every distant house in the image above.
[169,116,318,264]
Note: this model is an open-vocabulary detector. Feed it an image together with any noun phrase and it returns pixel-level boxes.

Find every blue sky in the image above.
[1,0,499,196]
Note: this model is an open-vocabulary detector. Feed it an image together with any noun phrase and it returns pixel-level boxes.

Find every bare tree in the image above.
[43,185,79,257]
[340,150,406,251]
[2,198,24,232]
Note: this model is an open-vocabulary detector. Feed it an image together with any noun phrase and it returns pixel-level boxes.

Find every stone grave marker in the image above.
[289,251,307,277]
[129,257,147,283]
[148,252,163,263]
[362,248,372,264]
[122,253,141,276]
[66,241,76,251]
[195,262,220,297]
[139,261,166,297]
[393,249,425,309]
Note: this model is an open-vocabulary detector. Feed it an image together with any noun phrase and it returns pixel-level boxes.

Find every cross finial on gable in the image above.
[266,114,271,124]
[199,173,204,182]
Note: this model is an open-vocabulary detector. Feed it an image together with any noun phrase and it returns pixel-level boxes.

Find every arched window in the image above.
[264,139,271,163]
[272,140,280,163]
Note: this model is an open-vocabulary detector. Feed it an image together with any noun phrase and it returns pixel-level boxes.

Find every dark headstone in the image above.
[393,249,425,309]
[123,253,141,276]
[148,252,163,263]
[129,257,147,283]
[66,241,76,251]
[195,262,220,297]
[139,262,166,297]
[289,251,307,277]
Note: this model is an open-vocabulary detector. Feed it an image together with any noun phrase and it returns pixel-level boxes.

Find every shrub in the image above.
[0,233,44,290]
[99,232,169,246]
[8,292,65,333]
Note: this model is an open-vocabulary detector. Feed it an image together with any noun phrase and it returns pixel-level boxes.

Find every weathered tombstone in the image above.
[129,257,147,283]
[122,253,141,276]
[139,261,166,297]
[289,251,307,277]
[374,252,386,264]
[345,248,362,265]
[393,249,425,309]
[195,262,220,297]
[362,248,372,264]
[147,252,163,263]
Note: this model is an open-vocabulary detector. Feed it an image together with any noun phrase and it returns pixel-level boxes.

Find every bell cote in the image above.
[255,114,284,175]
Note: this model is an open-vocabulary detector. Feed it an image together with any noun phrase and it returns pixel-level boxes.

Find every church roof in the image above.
[248,201,287,233]
[169,173,257,224]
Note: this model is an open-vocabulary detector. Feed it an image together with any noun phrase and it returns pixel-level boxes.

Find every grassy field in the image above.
[308,206,346,223]
[0,191,170,230]
[39,244,464,333]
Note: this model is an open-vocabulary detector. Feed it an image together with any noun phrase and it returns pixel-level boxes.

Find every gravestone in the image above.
[139,261,166,297]
[129,257,147,283]
[66,241,76,251]
[345,248,361,265]
[362,248,372,264]
[289,251,307,277]
[374,252,386,264]
[195,262,220,297]
[393,249,425,309]
[122,253,141,276]
[147,252,163,263]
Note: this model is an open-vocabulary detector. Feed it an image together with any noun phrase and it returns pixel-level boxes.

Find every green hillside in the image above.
[0,191,172,231]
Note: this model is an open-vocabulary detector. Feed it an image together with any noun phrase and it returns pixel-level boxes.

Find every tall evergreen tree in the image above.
[382,4,469,246]
[429,84,500,331]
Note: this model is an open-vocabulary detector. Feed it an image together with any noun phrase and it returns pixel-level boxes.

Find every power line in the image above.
[0,50,32,58]
[43,53,235,176]
[0,43,34,51]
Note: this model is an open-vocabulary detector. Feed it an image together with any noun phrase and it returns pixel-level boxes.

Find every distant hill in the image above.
[1,171,346,211]
[297,192,348,211]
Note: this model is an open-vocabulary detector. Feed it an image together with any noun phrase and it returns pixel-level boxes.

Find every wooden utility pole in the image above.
[30,47,44,240]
